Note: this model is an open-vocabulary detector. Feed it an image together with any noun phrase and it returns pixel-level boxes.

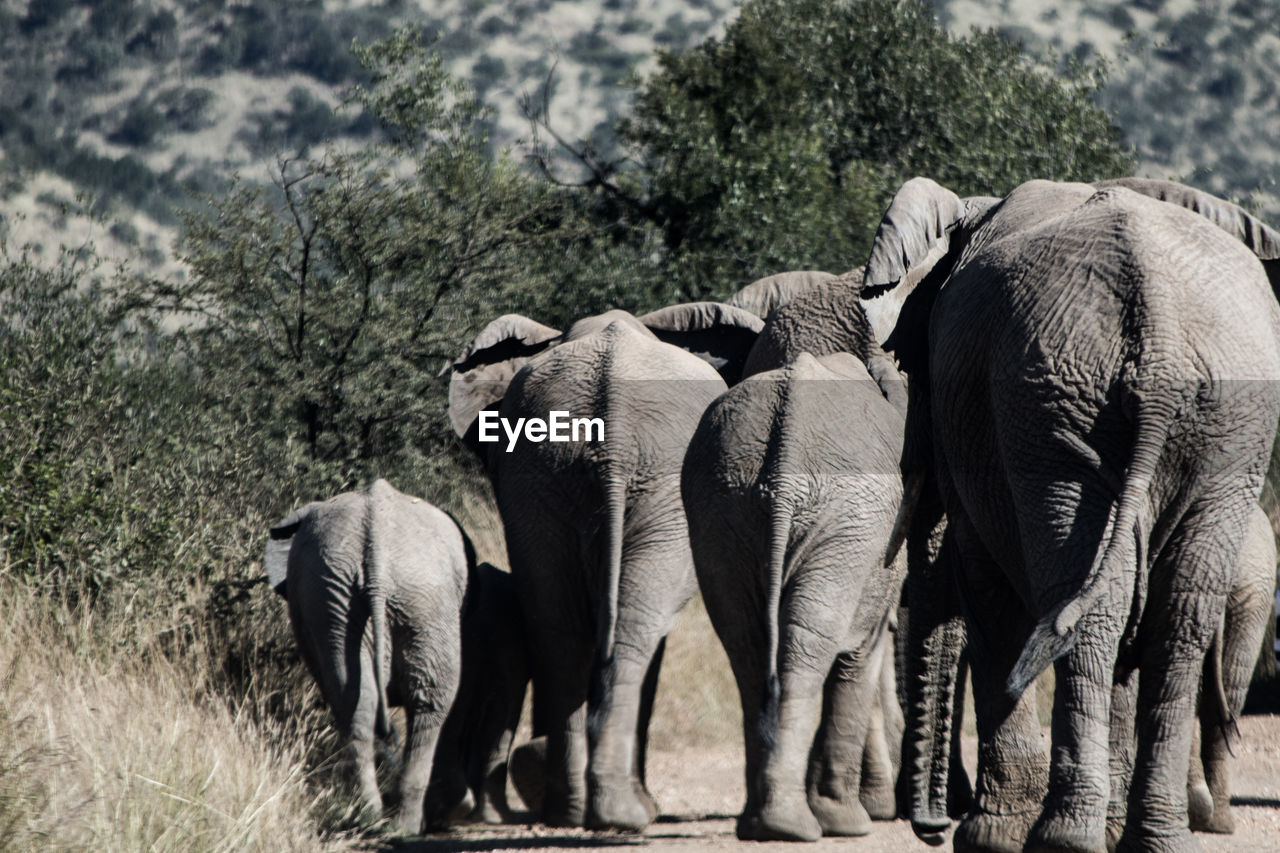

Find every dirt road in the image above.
[403,714,1280,852]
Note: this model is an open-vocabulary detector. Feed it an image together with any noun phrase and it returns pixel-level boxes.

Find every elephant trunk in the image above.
[903,515,968,845]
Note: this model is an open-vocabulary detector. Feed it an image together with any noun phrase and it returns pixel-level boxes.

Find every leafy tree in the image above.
[157,29,582,496]
[540,0,1136,299]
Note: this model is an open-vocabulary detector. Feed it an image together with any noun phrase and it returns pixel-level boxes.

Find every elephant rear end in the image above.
[682,352,908,841]
[266,480,470,835]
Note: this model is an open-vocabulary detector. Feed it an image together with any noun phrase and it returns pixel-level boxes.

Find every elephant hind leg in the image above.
[631,635,665,823]
[806,642,884,837]
[586,633,665,831]
[1194,546,1273,834]
[1120,504,1244,853]
[708,592,770,839]
[950,520,1047,853]
[1028,606,1127,853]
[344,644,384,825]
[399,638,461,834]
[535,638,592,828]
[860,628,901,821]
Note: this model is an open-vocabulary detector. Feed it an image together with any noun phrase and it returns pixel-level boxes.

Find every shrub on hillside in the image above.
[538,0,1135,299]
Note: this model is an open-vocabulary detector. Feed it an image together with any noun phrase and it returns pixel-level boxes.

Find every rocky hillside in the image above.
[1,0,1276,275]
[939,0,1280,212]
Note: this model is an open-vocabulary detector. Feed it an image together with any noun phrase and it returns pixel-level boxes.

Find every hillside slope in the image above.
[1,0,1276,275]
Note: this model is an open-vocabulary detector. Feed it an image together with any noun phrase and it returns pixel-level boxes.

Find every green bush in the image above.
[579,0,1135,297]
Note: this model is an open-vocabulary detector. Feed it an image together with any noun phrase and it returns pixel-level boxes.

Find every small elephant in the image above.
[265,480,527,833]
[683,306,911,842]
[448,304,761,831]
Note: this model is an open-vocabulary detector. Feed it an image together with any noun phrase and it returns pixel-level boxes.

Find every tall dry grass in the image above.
[0,581,360,852]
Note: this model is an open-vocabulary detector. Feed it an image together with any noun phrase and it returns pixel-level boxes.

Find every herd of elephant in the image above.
[262,176,1280,853]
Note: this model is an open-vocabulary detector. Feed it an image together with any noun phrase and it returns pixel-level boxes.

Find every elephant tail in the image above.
[1204,618,1241,755]
[1008,395,1176,698]
[589,470,628,718]
[364,479,394,742]
[759,500,792,750]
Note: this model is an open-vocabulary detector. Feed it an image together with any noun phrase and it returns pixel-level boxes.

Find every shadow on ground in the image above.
[379,812,740,852]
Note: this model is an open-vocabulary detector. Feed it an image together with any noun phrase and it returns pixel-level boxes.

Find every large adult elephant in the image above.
[447,305,761,831]
[859,177,1280,853]
[265,480,527,834]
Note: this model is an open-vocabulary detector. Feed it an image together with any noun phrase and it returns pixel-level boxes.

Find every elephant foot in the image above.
[448,788,474,823]
[391,805,422,837]
[736,811,762,841]
[756,795,822,842]
[634,780,660,822]
[809,792,872,837]
[542,784,586,830]
[1187,785,1234,834]
[1115,826,1203,853]
[953,809,1038,853]
[1026,813,1107,853]
[468,790,507,826]
[586,778,652,832]
[1105,815,1124,853]
[509,737,548,815]
[542,804,586,829]
[1200,802,1235,835]
[859,778,898,820]
[1186,783,1213,833]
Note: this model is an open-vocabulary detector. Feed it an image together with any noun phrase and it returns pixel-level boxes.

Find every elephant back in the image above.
[504,318,727,469]
[689,351,903,504]
[281,482,468,614]
[741,273,874,378]
[725,270,836,320]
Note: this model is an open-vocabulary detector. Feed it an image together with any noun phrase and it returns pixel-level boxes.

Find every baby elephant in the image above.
[265,479,526,834]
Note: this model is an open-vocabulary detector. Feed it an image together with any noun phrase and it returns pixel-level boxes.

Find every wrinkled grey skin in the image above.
[726,270,838,320]
[448,305,760,832]
[1187,506,1276,835]
[1105,505,1277,843]
[746,276,975,834]
[861,177,1280,853]
[265,480,472,834]
[682,349,908,841]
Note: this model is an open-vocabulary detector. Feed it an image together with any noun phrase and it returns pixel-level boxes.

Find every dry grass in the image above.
[650,594,742,751]
[0,582,358,853]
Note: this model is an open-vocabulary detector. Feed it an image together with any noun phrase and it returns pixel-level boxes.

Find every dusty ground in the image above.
[398,714,1280,852]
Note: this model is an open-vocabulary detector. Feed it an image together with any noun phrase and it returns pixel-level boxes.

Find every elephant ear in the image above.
[637,301,765,385]
[862,177,968,295]
[448,315,561,449]
[724,270,836,320]
[264,505,312,598]
[861,179,999,351]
